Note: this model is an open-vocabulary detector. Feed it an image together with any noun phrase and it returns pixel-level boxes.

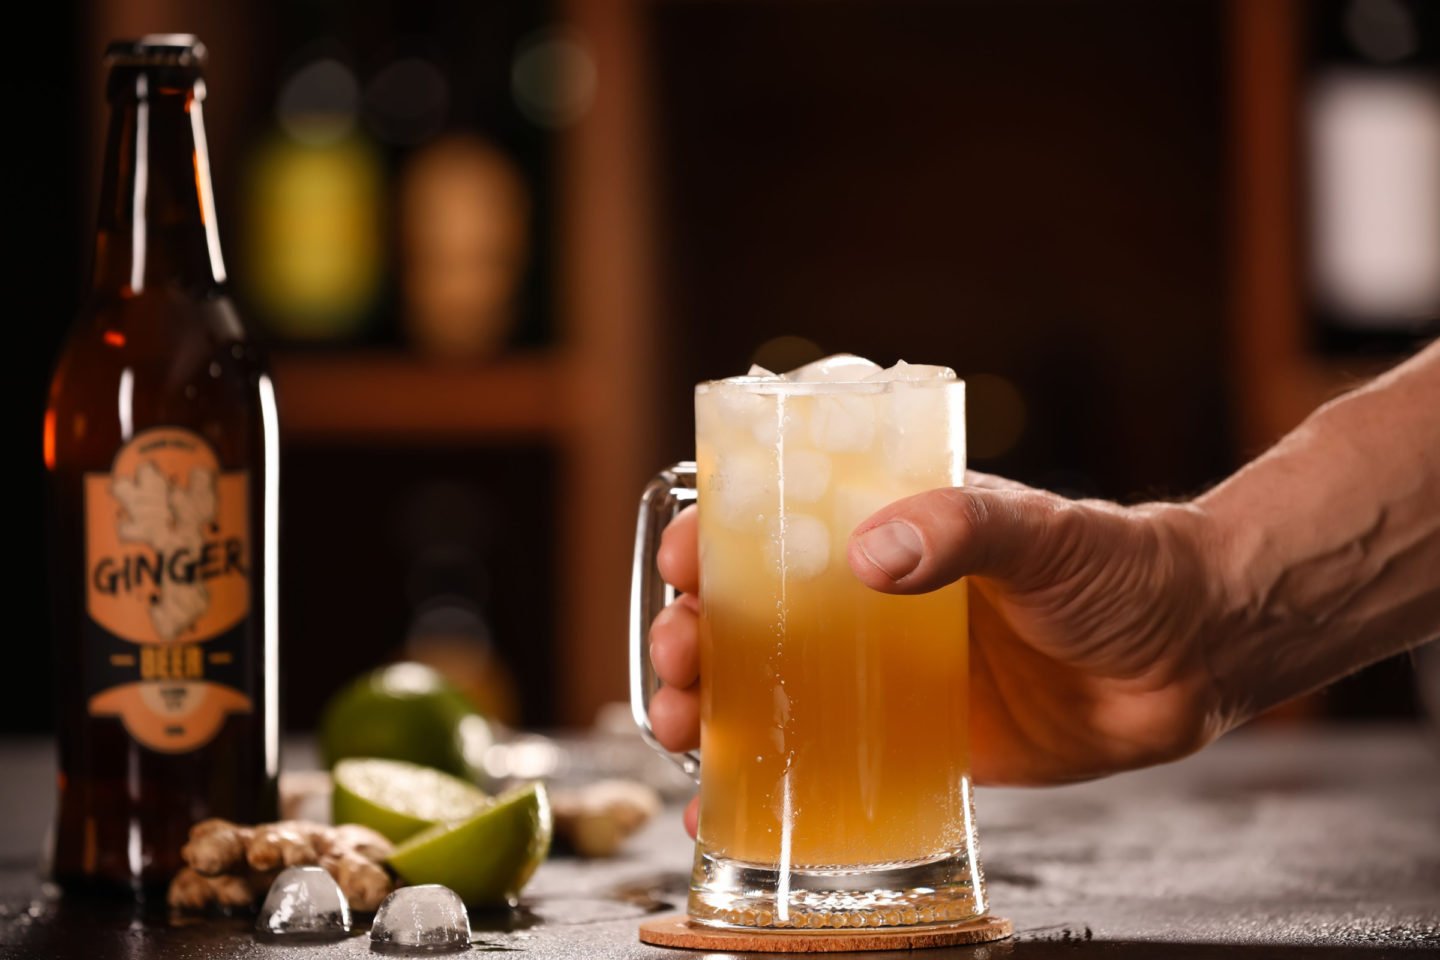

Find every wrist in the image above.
[1151,498,1258,738]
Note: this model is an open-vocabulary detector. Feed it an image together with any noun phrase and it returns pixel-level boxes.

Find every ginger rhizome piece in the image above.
[179,820,253,876]
[167,867,254,911]
[169,818,394,912]
[551,779,661,858]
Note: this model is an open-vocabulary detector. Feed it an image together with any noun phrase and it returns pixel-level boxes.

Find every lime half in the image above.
[386,782,553,907]
[332,758,490,843]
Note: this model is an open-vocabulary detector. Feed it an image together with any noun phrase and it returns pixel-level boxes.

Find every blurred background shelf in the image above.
[14,0,1435,738]
[271,352,565,444]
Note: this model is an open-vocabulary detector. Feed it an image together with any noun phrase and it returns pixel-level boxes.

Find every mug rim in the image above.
[695,377,965,396]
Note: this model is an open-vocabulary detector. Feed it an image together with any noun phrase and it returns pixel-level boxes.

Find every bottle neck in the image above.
[92,70,227,296]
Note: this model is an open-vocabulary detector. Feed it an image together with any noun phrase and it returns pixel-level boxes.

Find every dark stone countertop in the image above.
[2,726,1438,959]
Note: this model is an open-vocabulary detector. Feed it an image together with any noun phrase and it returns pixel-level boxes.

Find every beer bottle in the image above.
[44,35,279,897]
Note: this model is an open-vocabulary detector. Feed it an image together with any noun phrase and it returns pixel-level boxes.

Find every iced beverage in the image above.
[687,355,983,928]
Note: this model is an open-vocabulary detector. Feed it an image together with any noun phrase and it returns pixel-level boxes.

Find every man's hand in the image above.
[649,340,1440,838]
[648,473,1231,834]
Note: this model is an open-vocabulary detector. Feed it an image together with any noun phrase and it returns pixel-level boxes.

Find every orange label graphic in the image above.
[84,427,253,752]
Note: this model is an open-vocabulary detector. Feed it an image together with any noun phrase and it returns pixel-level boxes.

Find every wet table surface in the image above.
[2,727,1438,959]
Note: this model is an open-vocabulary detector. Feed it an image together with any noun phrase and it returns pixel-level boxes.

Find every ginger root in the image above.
[180,819,253,876]
[552,779,661,858]
[245,820,330,871]
[320,851,391,912]
[171,818,394,913]
[167,867,256,911]
[329,824,393,864]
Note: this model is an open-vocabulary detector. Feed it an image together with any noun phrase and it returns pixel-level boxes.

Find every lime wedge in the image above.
[332,758,489,843]
[386,782,553,907]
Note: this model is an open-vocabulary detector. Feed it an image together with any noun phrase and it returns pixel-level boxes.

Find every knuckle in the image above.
[648,620,672,659]
[920,488,990,559]
[933,487,989,530]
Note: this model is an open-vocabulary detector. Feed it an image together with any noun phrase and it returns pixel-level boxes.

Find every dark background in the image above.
[8,0,1432,736]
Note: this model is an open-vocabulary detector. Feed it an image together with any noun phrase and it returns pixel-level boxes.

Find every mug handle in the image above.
[629,461,700,782]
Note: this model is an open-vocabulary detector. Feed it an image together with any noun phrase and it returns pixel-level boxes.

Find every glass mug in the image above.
[631,372,986,929]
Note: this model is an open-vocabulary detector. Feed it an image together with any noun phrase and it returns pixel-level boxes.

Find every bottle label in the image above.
[84,427,253,753]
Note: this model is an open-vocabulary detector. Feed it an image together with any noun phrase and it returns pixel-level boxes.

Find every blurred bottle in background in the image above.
[45,36,279,897]
[1306,0,1440,354]
[243,52,386,343]
[405,601,520,727]
[396,480,520,725]
[399,136,532,362]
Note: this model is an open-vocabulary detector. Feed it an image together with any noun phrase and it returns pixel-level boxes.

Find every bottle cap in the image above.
[104,35,207,67]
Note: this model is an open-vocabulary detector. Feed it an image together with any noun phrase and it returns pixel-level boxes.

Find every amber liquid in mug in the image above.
[694,382,969,869]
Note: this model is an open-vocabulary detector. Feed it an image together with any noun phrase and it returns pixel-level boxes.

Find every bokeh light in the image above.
[364,56,450,146]
[399,136,532,360]
[1308,72,1440,324]
[750,335,825,374]
[276,57,359,145]
[511,28,597,129]
[245,135,384,340]
[963,373,1027,460]
[1344,0,1421,64]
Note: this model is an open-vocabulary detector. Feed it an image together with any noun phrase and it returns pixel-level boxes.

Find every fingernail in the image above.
[858,522,923,580]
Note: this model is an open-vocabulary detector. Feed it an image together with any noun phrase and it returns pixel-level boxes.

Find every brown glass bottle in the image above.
[44,36,279,899]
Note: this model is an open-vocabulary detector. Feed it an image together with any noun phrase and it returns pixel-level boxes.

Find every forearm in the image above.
[1196,340,1440,727]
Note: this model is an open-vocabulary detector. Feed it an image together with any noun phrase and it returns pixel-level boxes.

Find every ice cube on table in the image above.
[785,353,883,382]
[370,885,471,954]
[254,866,352,942]
[865,359,958,382]
[762,512,831,581]
[809,393,877,452]
[780,447,831,504]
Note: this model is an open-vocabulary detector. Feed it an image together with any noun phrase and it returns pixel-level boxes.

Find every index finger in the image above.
[657,505,700,594]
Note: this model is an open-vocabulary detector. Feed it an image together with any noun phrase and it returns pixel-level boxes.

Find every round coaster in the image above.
[638,914,1013,953]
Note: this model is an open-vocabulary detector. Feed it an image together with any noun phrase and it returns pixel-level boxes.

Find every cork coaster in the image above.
[638,914,1013,953]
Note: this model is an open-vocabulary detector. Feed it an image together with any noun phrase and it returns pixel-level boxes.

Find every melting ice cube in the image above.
[254,866,351,942]
[751,398,805,447]
[832,483,899,547]
[698,387,758,437]
[369,885,472,954]
[865,359,958,382]
[762,512,831,581]
[809,393,877,452]
[785,353,883,382]
[780,448,831,504]
[707,449,777,529]
[881,378,965,482]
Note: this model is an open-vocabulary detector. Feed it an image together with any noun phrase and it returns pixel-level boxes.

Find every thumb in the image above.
[847,485,1080,594]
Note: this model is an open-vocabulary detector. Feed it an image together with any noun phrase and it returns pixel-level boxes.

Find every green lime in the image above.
[386,782,553,907]
[319,663,491,778]
[332,758,490,843]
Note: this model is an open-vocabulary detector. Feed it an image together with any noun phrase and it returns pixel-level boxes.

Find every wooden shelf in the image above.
[1226,0,1404,454]
[267,0,664,725]
[270,351,566,444]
